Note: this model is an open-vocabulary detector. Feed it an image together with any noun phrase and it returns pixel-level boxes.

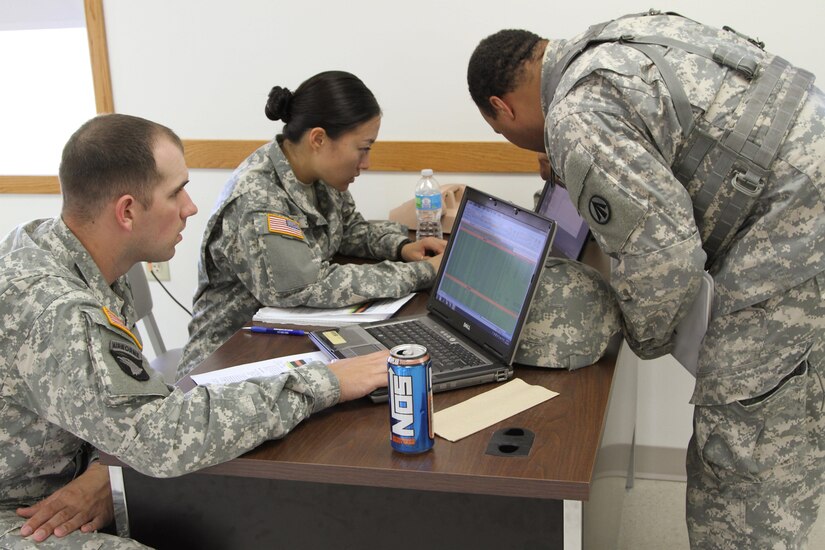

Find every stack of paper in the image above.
[191,351,328,386]
[252,294,415,327]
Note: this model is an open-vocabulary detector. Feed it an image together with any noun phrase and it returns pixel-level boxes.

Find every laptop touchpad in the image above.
[342,344,385,357]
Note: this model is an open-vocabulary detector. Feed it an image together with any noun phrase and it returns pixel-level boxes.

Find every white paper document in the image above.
[190,351,328,386]
[252,293,415,327]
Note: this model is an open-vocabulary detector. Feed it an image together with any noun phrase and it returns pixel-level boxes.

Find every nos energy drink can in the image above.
[388,344,434,453]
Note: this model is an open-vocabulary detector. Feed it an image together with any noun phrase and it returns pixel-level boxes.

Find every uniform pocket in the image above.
[263,233,320,292]
[251,212,320,293]
[564,143,647,255]
[85,314,170,407]
[693,357,810,496]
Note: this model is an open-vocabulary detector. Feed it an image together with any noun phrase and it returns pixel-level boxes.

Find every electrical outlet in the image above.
[145,261,171,282]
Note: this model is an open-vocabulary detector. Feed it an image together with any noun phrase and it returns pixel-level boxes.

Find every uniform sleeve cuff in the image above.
[86,447,101,467]
[395,238,412,260]
[410,259,437,289]
[299,362,341,412]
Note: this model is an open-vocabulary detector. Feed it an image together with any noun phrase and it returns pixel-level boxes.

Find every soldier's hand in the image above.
[425,252,443,274]
[400,237,447,261]
[327,350,389,402]
[17,462,113,542]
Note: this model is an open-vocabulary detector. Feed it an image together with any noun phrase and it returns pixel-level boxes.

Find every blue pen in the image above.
[242,326,306,336]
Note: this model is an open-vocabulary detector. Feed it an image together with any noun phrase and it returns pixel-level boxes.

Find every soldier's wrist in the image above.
[395,238,412,260]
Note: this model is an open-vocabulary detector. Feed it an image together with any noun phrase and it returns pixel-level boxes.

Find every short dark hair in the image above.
[467,29,544,117]
[59,113,183,220]
[264,70,381,142]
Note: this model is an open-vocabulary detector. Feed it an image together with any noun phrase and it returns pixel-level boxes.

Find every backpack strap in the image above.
[544,14,815,265]
[675,56,814,261]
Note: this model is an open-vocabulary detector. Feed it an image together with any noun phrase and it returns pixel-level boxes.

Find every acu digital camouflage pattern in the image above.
[515,258,620,369]
[0,218,340,543]
[538,11,825,547]
[0,509,151,549]
[686,274,825,549]
[542,12,825,362]
[179,139,435,378]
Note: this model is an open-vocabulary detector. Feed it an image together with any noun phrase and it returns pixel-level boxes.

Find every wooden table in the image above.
[106,242,636,549]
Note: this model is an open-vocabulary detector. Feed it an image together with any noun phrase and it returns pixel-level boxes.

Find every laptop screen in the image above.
[431,189,555,356]
[536,179,590,260]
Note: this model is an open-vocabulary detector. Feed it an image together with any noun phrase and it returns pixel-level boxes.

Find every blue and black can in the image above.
[388,343,434,453]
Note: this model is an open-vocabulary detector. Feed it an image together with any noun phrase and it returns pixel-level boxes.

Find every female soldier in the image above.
[178,71,445,377]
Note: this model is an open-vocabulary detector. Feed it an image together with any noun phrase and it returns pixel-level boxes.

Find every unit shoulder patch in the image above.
[589,195,611,224]
[109,340,149,381]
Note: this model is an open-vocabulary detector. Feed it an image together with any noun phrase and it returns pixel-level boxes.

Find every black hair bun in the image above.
[265,86,293,122]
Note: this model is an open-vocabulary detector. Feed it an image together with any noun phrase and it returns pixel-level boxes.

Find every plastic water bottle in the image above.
[415,168,442,240]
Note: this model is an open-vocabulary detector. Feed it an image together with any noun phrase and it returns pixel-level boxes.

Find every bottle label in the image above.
[415,194,442,210]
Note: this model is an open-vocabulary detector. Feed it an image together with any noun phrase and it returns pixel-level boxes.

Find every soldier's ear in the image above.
[308,127,328,151]
[114,195,137,232]
[489,96,515,120]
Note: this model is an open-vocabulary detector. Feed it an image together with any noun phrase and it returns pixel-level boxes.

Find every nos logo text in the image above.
[389,371,415,437]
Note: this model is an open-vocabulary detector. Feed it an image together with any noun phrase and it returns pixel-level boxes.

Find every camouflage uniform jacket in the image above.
[541,13,825,403]
[0,218,339,509]
[179,139,435,377]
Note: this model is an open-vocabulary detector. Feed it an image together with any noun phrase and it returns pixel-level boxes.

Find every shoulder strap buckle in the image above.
[731,170,764,197]
[722,25,765,50]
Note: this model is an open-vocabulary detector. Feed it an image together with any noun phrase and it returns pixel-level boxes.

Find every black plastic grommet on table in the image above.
[485,427,535,457]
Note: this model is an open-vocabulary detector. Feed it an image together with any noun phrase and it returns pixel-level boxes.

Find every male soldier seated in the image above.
[0,114,388,547]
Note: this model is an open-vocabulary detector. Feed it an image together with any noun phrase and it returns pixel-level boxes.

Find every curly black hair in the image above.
[467,29,544,117]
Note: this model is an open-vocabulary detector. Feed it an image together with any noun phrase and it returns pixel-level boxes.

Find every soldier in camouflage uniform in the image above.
[468,11,825,549]
[179,71,445,378]
[0,114,388,548]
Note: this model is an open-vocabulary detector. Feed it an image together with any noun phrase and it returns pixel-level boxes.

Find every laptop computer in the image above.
[536,178,590,260]
[310,187,557,401]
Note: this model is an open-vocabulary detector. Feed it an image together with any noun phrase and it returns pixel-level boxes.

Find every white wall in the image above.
[2,0,823,470]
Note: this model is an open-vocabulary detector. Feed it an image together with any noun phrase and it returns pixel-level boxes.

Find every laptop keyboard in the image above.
[366,320,485,374]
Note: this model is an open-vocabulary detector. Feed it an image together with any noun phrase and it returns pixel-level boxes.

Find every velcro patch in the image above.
[565,145,645,254]
[109,340,149,381]
[266,214,305,240]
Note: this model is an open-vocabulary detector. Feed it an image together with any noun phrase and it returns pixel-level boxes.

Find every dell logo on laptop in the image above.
[463,322,471,331]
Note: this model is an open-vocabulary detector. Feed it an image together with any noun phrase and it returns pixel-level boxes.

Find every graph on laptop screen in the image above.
[434,200,547,346]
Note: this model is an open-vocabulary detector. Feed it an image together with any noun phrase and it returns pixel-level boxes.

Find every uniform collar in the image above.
[268,138,341,226]
[540,38,568,117]
[52,217,137,326]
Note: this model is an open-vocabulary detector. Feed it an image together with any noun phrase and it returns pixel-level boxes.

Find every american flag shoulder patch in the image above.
[266,214,305,240]
[102,306,143,351]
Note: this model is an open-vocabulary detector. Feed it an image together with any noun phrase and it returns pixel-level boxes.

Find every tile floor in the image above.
[617,479,825,549]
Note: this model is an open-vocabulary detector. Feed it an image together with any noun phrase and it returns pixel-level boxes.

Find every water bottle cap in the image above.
[420,168,433,177]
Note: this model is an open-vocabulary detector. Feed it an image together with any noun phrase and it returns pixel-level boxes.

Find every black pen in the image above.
[242,326,306,336]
